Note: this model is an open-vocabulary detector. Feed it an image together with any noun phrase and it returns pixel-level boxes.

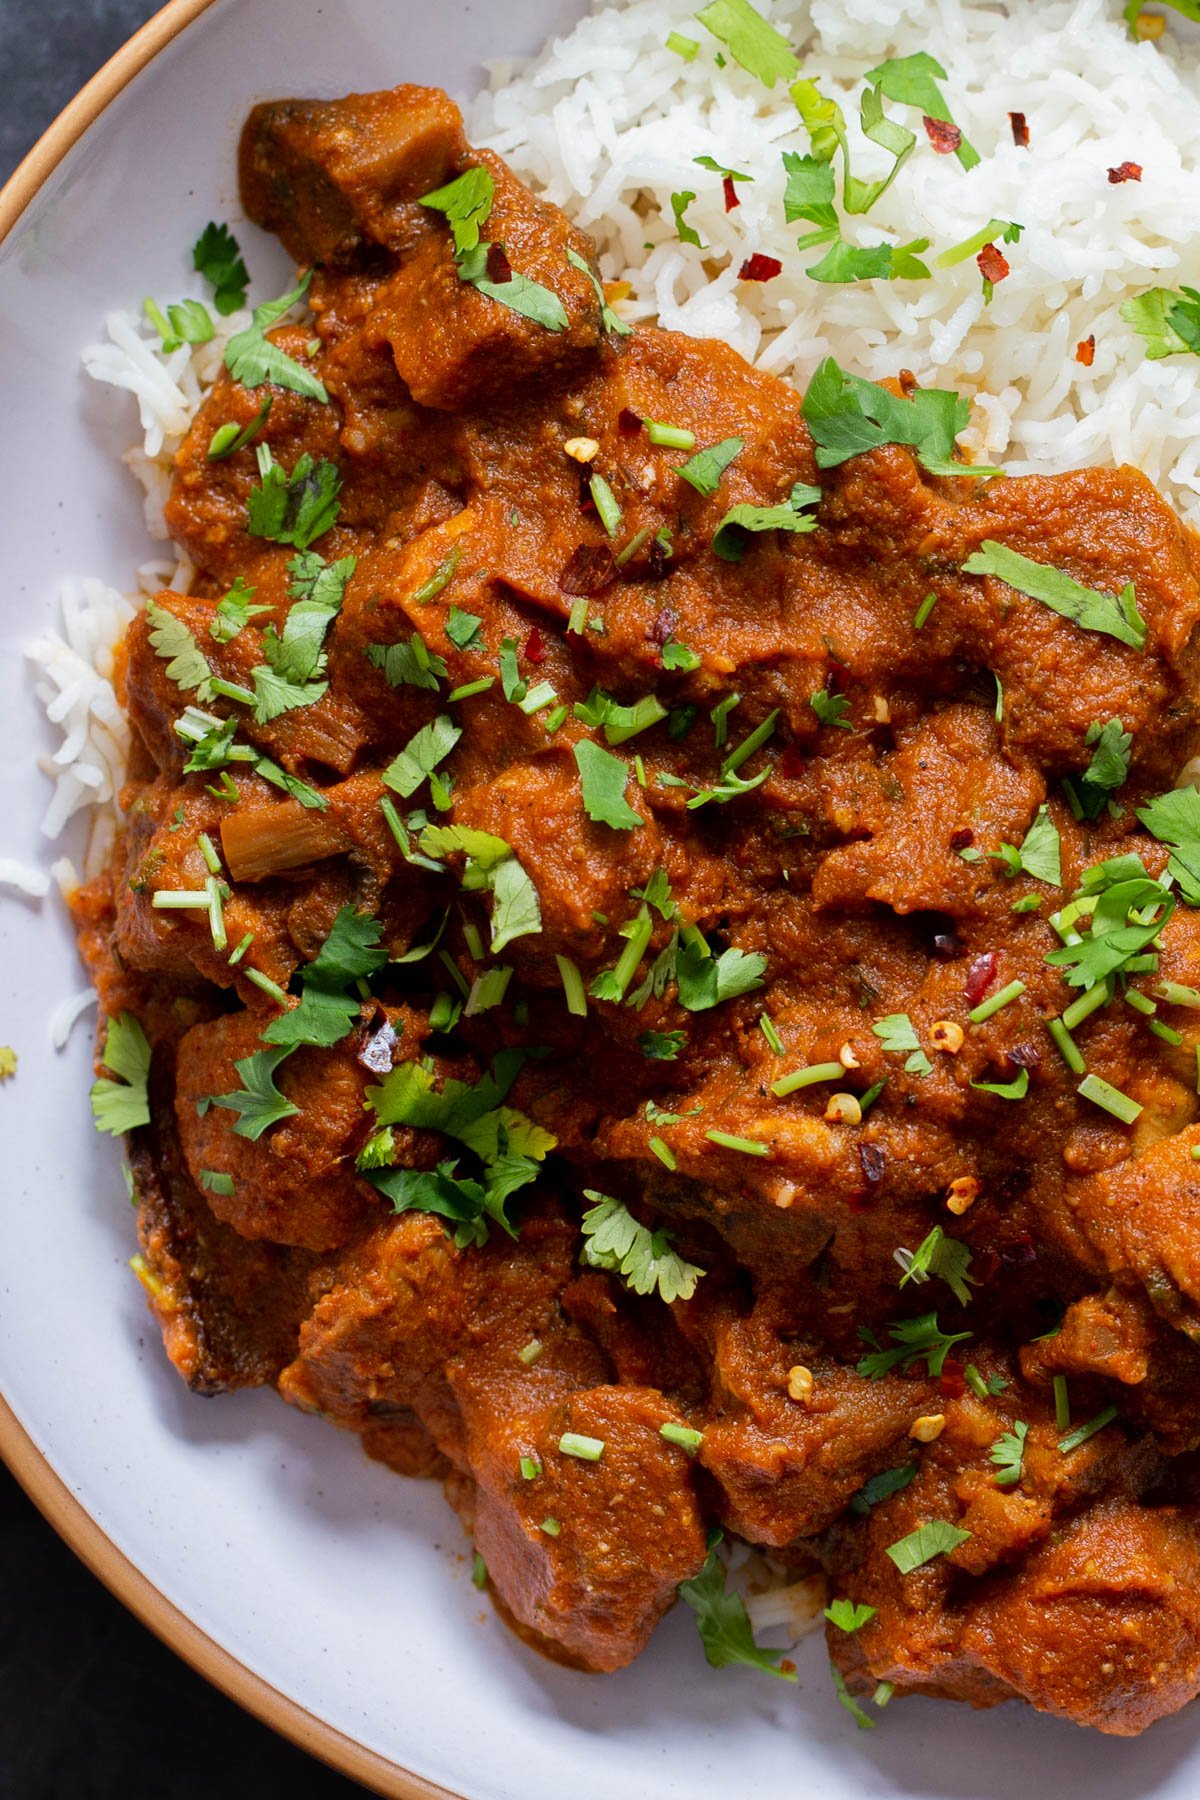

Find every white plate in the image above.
[4,1,1200,1794]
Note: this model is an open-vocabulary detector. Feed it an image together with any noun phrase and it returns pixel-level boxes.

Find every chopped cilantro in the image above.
[192,221,249,314]
[489,856,543,955]
[247,447,342,550]
[989,1421,1028,1487]
[565,244,631,336]
[418,166,495,254]
[144,296,214,352]
[831,1666,875,1730]
[198,1169,235,1196]
[144,599,214,700]
[1136,786,1200,903]
[970,1066,1030,1100]
[898,1225,976,1305]
[573,740,642,830]
[90,1013,152,1135]
[871,1013,932,1076]
[210,577,270,644]
[383,716,462,800]
[678,436,744,496]
[248,551,354,720]
[640,1029,688,1060]
[802,356,996,478]
[366,630,448,692]
[825,1599,877,1633]
[1121,285,1200,360]
[857,1312,971,1380]
[1067,719,1131,821]
[884,1519,972,1574]
[445,607,483,650]
[581,1191,704,1301]
[260,908,385,1051]
[695,0,800,87]
[675,940,766,1011]
[865,53,980,171]
[849,1462,917,1515]
[575,688,668,745]
[678,1538,797,1680]
[1010,805,1062,885]
[712,484,821,560]
[210,1044,299,1140]
[224,272,328,403]
[810,689,851,730]
[962,541,1146,652]
[661,637,703,672]
[455,241,569,332]
[670,190,704,248]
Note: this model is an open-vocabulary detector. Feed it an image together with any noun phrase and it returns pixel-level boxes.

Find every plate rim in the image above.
[0,5,463,1793]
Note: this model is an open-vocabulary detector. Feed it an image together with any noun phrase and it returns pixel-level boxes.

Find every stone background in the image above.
[2,7,366,1794]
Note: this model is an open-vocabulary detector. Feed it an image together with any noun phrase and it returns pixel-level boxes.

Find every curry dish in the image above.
[79,82,1200,1735]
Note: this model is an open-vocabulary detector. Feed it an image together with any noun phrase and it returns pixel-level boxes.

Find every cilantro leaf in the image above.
[1136,787,1200,903]
[247,448,342,550]
[489,856,543,955]
[810,689,851,730]
[1121,286,1200,360]
[695,0,800,87]
[366,630,448,691]
[988,1420,1028,1487]
[224,273,327,402]
[849,1462,917,1515]
[962,541,1146,652]
[856,1311,970,1380]
[581,1191,705,1302]
[369,1159,491,1225]
[90,1013,152,1135]
[670,190,704,248]
[871,1012,932,1076]
[192,221,249,315]
[825,1599,877,1633]
[144,599,215,700]
[210,577,270,643]
[250,665,327,725]
[418,823,512,867]
[806,239,929,285]
[675,941,766,1011]
[210,1045,299,1140]
[802,356,993,478]
[865,53,980,171]
[677,1538,797,1680]
[1072,719,1131,820]
[260,985,360,1052]
[898,1225,976,1305]
[565,244,632,336]
[640,1029,688,1060]
[678,436,744,496]
[712,489,821,561]
[782,151,838,234]
[884,1519,972,1574]
[445,607,482,650]
[418,166,496,254]
[969,1067,1030,1100]
[455,243,569,333]
[145,296,214,352]
[1015,805,1062,885]
[383,716,462,800]
[573,740,642,830]
[249,552,354,718]
[1045,875,1174,988]
[661,637,703,671]
[573,688,668,745]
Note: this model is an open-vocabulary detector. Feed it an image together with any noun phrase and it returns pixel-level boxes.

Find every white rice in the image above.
[470,0,1200,520]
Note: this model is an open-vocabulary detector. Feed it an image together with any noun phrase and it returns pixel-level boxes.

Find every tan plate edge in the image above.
[0,8,462,1795]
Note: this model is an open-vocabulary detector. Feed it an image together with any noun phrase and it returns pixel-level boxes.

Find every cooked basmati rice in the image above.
[470,0,1200,521]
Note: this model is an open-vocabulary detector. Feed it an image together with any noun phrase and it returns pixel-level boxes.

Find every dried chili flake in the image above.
[649,607,678,646]
[722,175,740,213]
[646,538,672,581]
[1075,335,1096,367]
[858,1142,886,1185]
[923,116,963,155]
[558,542,616,596]
[1007,1041,1041,1070]
[1009,111,1030,148]
[949,827,975,852]
[486,243,513,283]
[998,1234,1037,1268]
[618,407,643,435]
[738,253,782,283]
[1107,161,1142,185]
[976,242,1010,286]
[776,744,808,780]
[964,951,998,1007]
[524,628,547,664]
[939,1359,967,1400]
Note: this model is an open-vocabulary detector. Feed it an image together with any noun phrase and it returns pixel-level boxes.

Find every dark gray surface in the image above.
[1,7,366,1797]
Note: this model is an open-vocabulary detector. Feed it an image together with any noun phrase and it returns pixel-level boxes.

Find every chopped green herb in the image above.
[810,689,851,730]
[1121,285,1200,360]
[678,436,744,496]
[645,418,697,449]
[962,541,1146,652]
[969,978,1026,1024]
[573,740,642,830]
[666,29,700,58]
[770,1060,843,1098]
[660,1422,704,1454]
[445,607,482,650]
[849,1462,917,1514]
[580,1190,704,1301]
[871,1013,932,1077]
[670,190,704,248]
[564,244,631,337]
[455,241,569,332]
[661,637,703,672]
[1058,1403,1118,1454]
[825,1598,877,1633]
[865,52,980,170]
[247,446,342,550]
[989,1420,1028,1486]
[471,1551,488,1588]
[695,0,798,85]
[198,1169,235,1197]
[384,716,461,800]
[589,473,623,538]
[884,1519,972,1574]
[802,356,997,478]
[210,1044,299,1140]
[675,941,766,1011]
[192,221,249,314]
[224,272,328,403]
[418,165,496,254]
[970,1066,1030,1100]
[640,1029,688,1060]
[1077,1072,1142,1124]
[677,1537,798,1681]
[857,1312,970,1380]
[558,1432,605,1462]
[144,295,213,353]
[1136,786,1200,903]
[899,1225,976,1305]
[705,1129,770,1156]
[144,599,214,700]
[913,592,937,630]
[831,1666,875,1730]
[367,630,448,693]
[90,1013,152,1135]
[936,218,1023,268]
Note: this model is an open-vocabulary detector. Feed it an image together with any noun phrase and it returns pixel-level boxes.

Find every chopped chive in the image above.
[448,676,495,702]
[244,967,287,1004]
[759,1013,783,1055]
[770,1060,843,1098]
[205,875,228,952]
[711,691,741,750]
[1011,895,1041,914]
[519,1455,541,1481]
[555,953,588,1018]
[228,931,253,966]
[645,419,696,449]
[209,676,256,707]
[437,948,471,999]
[471,1551,488,1588]
[594,909,653,1002]
[1156,980,1200,1008]
[633,754,647,787]
[1124,990,1156,1016]
[428,992,459,1033]
[858,1079,887,1114]
[519,1339,542,1366]
[649,1135,677,1169]
[873,1681,895,1709]
[705,1129,771,1157]
[589,473,622,538]
[1124,954,1159,973]
[1053,1374,1070,1433]
[464,965,512,1015]
[412,545,461,605]
[545,704,568,733]
[1058,1403,1118,1455]
[567,594,589,635]
[1149,1018,1184,1046]
[1047,1017,1086,1074]
[666,28,699,57]
[1062,983,1110,1032]
[463,921,485,961]
[559,1432,605,1462]
[539,1517,561,1537]
[151,888,210,910]
[660,1422,704,1454]
[994,672,1004,724]
[723,708,779,776]
[614,526,653,568]
[913,592,937,630]
[197,831,222,874]
[1077,1072,1142,1124]
[969,978,1025,1024]
[964,1364,989,1401]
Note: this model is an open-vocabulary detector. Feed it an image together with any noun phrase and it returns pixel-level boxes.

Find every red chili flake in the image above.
[618,407,643,435]
[722,174,740,213]
[524,628,547,665]
[976,242,1010,286]
[649,607,678,646]
[486,243,513,283]
[949,827,975,851]
[964,951,998,1007]
[1007,1041,1041,1070]
[923,115,963,155]
[998,1234,1037,1268]
[738,253,782,283]
[1009,111,1030,149]
[858,1143,886,1185]
[1075,335,1096,367]
[972,1248,1001,1288]
[578,472,597,515]
[558,542,616,596]
[776,744,808,780]
[1107,161,1142,184]
[939,1359,967,1400]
